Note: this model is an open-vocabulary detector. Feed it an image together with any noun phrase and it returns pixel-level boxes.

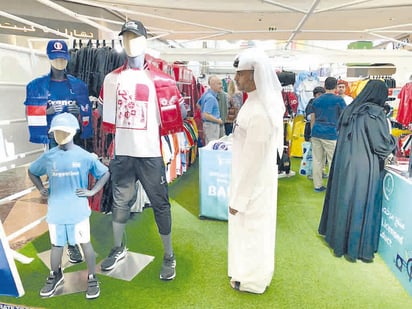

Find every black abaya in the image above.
[318,101,396,261]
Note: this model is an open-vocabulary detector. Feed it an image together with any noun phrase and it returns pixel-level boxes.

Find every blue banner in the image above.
[0,221,24,297]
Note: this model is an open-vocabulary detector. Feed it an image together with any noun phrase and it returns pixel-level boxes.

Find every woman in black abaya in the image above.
[318,79,396,262]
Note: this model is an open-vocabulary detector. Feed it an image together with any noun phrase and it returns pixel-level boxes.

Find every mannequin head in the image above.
[50,58,68,70]
[47,40,69,79]
[49,113,79,148]
[53,130,75,146]
[119,20,148,60]
[122,32,147,57]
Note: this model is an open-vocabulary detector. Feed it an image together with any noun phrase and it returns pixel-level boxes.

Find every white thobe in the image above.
[228,91,279,294]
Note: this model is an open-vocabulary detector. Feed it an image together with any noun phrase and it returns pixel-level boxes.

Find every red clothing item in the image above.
[397,82,412,126]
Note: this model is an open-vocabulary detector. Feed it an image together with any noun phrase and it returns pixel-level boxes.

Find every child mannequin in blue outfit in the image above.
[28,113,109,299]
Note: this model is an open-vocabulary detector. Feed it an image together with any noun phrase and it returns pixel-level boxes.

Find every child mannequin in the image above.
[28,113,110,299]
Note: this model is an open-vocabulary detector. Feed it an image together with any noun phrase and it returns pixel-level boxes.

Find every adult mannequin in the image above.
[24,39,93,149]
[24,39,93,264]
[99,20,176,281]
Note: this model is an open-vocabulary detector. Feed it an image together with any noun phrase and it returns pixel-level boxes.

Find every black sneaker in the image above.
[100,246,127,271]
[40,268,64,297]
[86,274,100,299]
[67,244,83,264]
[160,253,176,281]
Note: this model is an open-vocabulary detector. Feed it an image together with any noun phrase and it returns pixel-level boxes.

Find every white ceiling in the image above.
[1,0,411,45]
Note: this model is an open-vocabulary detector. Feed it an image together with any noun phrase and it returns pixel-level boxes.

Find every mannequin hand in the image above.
[229,206,238,215]
[46,105,56,115]
[46,104,63,115]
[76,188,95,197]
[67,104,80,115]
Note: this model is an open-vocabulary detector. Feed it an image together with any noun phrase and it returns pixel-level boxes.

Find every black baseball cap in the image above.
[119,20,147,38]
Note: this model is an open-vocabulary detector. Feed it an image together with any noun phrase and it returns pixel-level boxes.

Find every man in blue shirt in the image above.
[198,76,223,146]
[310,77,346,192]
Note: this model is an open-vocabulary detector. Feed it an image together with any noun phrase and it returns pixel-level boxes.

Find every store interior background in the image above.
[0,1,411,228]
[1,0,412,170]
[0,0,412,306]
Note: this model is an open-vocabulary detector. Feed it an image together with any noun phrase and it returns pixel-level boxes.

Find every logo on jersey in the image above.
[159,95,178,106]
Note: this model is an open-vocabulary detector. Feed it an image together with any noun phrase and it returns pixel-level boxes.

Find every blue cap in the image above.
[49,113,79,134]
[47,40,70,61]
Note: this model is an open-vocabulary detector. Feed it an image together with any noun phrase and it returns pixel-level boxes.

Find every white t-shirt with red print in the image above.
[100,68,161,157]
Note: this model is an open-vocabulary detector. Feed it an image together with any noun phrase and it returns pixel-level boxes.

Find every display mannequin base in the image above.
[37,249,154,297]
[96,251,154,281]
[37,245,87,271]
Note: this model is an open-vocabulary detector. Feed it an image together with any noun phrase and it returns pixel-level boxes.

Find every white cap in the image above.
[49,112,79,134]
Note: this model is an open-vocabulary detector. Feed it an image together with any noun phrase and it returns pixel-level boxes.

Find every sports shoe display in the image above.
[67,244,83,263]
[100,245,127,271]
[160,253,176,281]
[39,268,64,297]
[86,274,100,299]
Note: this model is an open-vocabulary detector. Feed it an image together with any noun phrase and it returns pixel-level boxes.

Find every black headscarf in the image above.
[339,79,388,127]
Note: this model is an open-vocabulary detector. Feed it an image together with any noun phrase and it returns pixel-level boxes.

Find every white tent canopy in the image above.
[1,0,411,82]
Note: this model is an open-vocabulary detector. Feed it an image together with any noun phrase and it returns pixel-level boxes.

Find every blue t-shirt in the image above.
[311,93,346,140]
[199,89,220,122]
[29,145,108,224]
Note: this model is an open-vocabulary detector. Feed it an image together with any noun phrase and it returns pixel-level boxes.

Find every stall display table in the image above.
[379,166,412,296]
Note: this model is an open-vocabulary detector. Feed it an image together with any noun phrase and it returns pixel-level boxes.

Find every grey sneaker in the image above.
[101,246,127,271]
[86,274,100,299]
[160,253,176,280]
[40,268,64,297]
[67,244,83,263]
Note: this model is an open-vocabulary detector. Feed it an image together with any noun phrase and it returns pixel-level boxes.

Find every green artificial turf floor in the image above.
[1,158,412,308]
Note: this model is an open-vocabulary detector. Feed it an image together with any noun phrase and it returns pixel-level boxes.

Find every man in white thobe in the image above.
[228,48,285,294]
